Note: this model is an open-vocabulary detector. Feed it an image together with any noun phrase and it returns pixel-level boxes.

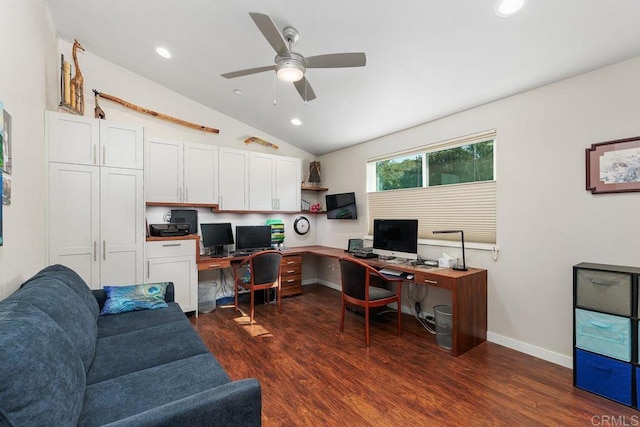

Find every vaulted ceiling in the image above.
[47,0,640,155]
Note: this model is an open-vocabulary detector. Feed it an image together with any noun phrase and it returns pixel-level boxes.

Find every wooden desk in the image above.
[197,245,487,356]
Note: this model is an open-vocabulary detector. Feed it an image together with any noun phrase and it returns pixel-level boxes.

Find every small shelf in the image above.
[301,185,328,191]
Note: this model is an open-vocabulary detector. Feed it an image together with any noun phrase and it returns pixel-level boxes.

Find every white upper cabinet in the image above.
[184,143,218,204]
[46,111,142,169]
[249,152,277,210]
[218,147,249,210]
[145,139,184,203]
[276,156,302,211]
[249,152,301,211]
[100,121,144,169]
[145,139,218,205]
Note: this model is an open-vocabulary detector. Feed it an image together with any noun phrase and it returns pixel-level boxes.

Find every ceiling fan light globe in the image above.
[276,64,304,82]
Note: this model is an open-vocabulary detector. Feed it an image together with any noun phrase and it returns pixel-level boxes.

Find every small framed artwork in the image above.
[586,136,640,194]
[347,238,363,253]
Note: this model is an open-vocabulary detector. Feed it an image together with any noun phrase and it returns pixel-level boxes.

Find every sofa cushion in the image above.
[79,353,231,426]
[21,264,99,320]
[87,318,210,384]
[7,278,98,372]
[0,300,86,426]
[100,282,169,315]
[97,301,186,338]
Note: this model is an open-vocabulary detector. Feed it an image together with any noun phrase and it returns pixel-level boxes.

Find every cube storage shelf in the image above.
[573,262,640,409]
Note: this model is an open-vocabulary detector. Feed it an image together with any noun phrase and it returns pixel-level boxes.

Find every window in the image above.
[367,130,496,244]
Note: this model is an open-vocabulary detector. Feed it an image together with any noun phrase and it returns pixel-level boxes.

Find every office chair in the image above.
[233,250,283,323]
[339,257,404,346]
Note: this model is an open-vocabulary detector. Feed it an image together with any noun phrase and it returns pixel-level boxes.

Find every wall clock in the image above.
[293,216,310,235]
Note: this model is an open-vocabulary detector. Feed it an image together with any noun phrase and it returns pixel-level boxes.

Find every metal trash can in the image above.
[434,305,453,350]
[198,282,216,313]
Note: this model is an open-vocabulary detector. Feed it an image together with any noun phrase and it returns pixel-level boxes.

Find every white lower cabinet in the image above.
[145,240,197,314]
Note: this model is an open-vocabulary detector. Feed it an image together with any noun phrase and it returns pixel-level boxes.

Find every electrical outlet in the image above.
[414,302,421,315]
[328,264,335,271]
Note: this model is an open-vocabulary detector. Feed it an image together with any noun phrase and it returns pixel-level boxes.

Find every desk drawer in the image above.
[146,240,195,258]
[282,255,302,268]
[281,273,302,296]
[413,272,454,289]
[198,259,231,270]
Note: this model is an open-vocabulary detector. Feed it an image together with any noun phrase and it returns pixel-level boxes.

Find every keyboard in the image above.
[379,268,414,280]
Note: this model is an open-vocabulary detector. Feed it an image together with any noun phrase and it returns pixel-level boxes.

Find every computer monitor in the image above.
[170,209,198,235]
[235,225,273,252]
[201,223,234,257]
[372,219,419,261]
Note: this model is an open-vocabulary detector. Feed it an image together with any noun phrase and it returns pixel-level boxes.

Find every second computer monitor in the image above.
[201,223,234,256]
[235,225,272,252]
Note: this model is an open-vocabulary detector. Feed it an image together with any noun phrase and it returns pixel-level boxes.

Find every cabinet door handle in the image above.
[163,243,182,247]
[424,279,438,285]
[93,241,97,261]
[93,145,97,165]
[103,240,106,260]
[185,188,189,202]
[147,261,150,279]
[179,187,183,202]
[102,146,106,165]
[277,198,280,210]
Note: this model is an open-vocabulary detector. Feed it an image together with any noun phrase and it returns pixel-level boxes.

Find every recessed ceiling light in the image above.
[155,46,172,59]
[233,89,243,96]
[494,0,527,17]
[291,118,302,126]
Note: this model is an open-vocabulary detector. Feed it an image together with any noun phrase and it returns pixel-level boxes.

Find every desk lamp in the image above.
[432,230,467,271]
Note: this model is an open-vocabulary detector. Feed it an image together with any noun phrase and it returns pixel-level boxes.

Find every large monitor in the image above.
[235,225,273,252]
[372,219,419,260]
[201,223,234,257]
[325,192,357,220]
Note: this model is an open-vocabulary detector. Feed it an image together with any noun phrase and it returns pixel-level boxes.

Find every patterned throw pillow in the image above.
[100,283,169,315]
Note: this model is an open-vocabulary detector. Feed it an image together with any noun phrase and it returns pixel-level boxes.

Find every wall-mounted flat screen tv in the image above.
[325,192,357,220]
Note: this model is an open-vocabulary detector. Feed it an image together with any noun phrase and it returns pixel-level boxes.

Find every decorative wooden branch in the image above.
[244,137,279,150]
[93,90,220,134]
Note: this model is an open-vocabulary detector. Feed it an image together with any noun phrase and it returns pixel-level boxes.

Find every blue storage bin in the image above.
[575,349,632,406]
[575,309,631,362]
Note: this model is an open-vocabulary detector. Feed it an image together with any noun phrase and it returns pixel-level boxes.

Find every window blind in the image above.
[367,180,496,244]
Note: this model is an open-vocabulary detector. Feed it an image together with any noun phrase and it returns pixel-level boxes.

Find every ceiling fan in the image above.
[221,12,366,102]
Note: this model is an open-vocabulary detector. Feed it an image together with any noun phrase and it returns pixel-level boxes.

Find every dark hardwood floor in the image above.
[191,284,637,426]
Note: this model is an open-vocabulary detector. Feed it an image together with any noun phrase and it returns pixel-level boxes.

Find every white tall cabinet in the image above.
[46,111,144,289]
[145,139,218,205]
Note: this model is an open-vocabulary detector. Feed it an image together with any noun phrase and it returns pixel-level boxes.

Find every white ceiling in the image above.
[46,0,640,156]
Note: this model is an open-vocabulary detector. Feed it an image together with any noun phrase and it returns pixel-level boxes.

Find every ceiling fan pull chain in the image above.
[273,72,277,105]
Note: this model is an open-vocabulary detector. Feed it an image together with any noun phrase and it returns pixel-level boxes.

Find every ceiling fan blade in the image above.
[249,12,288,55]
[305,53,366,69]
[294,77,317,102]
[221,65,275,79]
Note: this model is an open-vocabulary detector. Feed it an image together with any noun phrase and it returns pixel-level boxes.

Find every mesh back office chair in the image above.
[339,257,404,346]
[234,250,283,323]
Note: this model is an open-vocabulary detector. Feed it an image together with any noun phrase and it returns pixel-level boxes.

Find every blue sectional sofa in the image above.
[0,264,261,426]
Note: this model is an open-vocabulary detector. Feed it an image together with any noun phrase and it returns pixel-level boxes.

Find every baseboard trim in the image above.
[487,332,572,369]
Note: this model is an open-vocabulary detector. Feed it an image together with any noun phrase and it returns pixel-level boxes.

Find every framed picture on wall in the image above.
[586,136,640,194]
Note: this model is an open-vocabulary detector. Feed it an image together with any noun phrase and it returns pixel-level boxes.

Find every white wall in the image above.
[317,56,640,367]
[0,1,58,299]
